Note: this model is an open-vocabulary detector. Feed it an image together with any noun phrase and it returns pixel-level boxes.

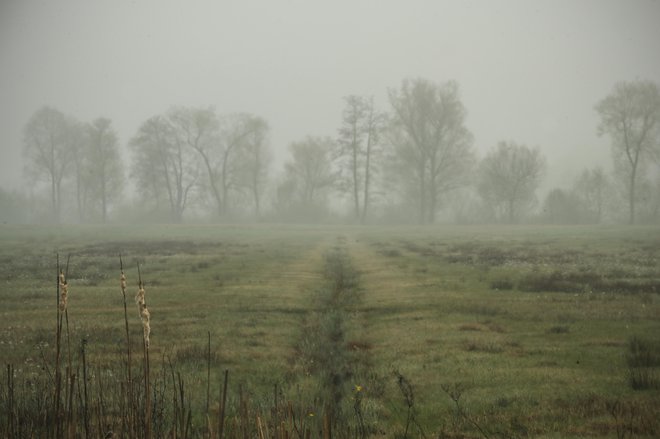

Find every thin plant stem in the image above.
[119,254,134,435]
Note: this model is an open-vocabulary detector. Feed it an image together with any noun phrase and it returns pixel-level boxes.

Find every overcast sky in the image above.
[1,0,659,192]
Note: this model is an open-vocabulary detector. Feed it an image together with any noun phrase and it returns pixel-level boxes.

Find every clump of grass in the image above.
[489,277,514,290]
[462,339,504,353]
[626,336,660,390]
[458,323,485,332]
[518,270,600,293]
[547,325,570,334]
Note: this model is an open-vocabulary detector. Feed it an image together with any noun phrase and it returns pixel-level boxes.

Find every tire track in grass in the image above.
[344,235,447,435]
[289,236,377,437]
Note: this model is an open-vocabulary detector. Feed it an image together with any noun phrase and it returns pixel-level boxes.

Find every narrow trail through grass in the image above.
[284,235,381,437]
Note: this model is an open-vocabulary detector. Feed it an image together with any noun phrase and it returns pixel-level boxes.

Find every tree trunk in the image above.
[361,133,372,225]
[101,170,107,223]
[352,144,360,222]
[418,162,427,224]
[221,147,233,217]
[629,166,636,225]
[51,171,58,223]
[198,150,223,217]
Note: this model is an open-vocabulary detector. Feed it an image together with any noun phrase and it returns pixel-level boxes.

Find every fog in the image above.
[1,0,659,224]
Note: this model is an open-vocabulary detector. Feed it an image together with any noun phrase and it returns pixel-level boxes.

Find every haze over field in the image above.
[1,0,659,223]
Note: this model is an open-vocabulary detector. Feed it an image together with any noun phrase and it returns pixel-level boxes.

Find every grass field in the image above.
[1,224,659,438]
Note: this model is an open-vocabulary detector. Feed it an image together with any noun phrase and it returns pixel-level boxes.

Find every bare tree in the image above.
[129,115,198,222]
[596,80,660,224]
[388,78,474,224]
[85,118,123,222]
[22,106,76,223]
[337,95,385,224]
[477,141,546,223]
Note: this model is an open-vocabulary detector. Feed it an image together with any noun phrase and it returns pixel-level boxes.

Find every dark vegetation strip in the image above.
[381,239,660,295]
[289,242,376,438]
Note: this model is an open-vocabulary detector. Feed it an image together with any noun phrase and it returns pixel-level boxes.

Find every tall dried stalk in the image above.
[54,254,63,439]
[206,331,211,439]
[218,369,229,439]
[60,255,74,437]
[6,364,14,437]
[119,255,135,435]
[136,262,152,439]
[54,253,70,439]
[80,338,90,438]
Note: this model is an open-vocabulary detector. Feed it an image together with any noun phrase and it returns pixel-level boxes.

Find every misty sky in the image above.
[1,0,659,192]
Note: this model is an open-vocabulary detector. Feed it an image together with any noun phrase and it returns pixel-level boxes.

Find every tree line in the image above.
[8,77,660,225]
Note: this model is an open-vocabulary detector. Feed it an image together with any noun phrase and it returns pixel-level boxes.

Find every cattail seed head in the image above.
[59,271,68,312]
[136,283,150,348]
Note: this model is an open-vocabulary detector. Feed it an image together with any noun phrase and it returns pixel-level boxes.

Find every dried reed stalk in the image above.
[206,331,211,439]
[218,369,229,439]
[54,254,71,439]
[119,255,135,435]
[136,262,152,439]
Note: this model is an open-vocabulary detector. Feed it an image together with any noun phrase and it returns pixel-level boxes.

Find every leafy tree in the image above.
[595,80,660,224]
[22,106,76,222]
[336,95,385,224]
[235,116,270,218]
[129,115,199,222]
[542,188,583,224]
[571,167,609,223]
[477,141,546,223]
[167,107,223,216]
[68,120,91,222]
[85,118,124,222]
[279,136,337,219]
[173,107,269,218]
[388,78,474,224]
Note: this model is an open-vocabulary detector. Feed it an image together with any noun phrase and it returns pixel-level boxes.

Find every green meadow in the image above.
[1,224,659,438]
